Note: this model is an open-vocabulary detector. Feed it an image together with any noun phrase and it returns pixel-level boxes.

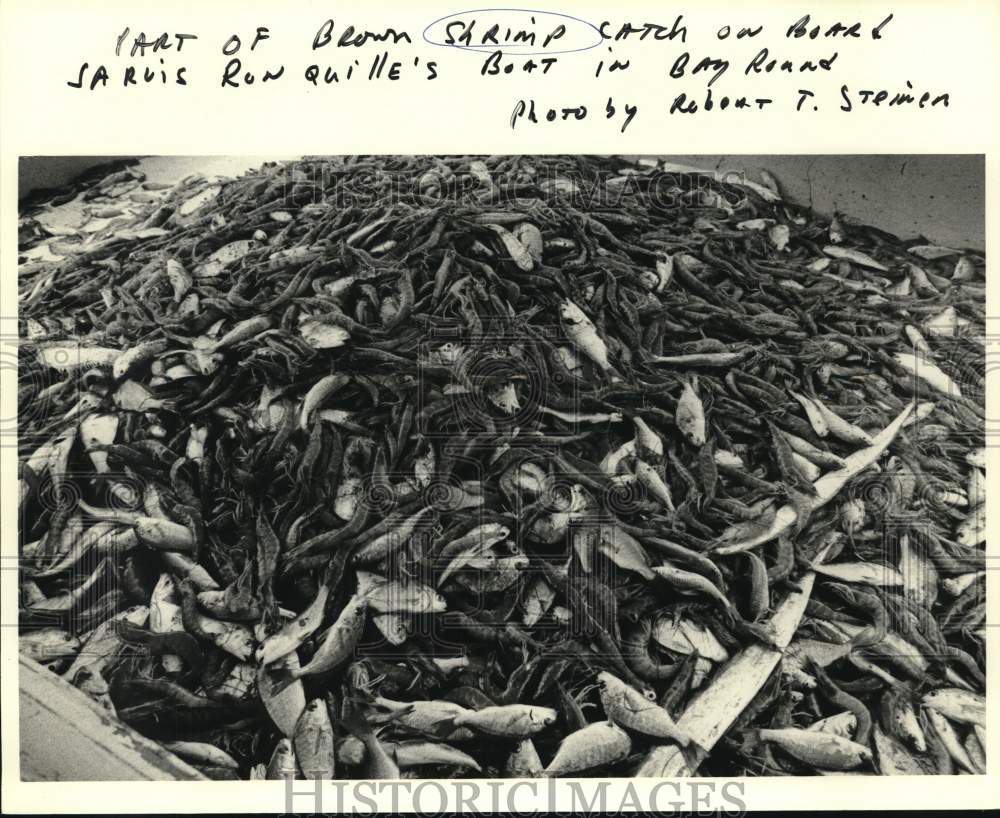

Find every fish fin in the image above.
[262,664,299,697]
[338,697,377,741]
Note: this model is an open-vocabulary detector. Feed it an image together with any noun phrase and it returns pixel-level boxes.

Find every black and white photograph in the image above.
[15,154,986,782]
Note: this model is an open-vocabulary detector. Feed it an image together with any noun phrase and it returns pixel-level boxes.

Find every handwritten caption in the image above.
[64,10,953,132]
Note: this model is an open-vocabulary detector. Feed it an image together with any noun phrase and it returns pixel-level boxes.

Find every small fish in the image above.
[790,391,829,437]
[356,572,446,614]
[952,255,976,281]
[522,576,556,627]
[651,351,749,367]
[466,554,529,593]
[165,258,193,301]
[810,561,903,587]
[887,276,911,296]
[195,238,256,277]
[293,699,336,780]
[387,740,481,772]
[839,498,866,535]
[543,722,632,776]
[114,380,173,413]
[908,244,958,260]
[883,692,926,753]
[964,730,987,774]
[651,616,729,663]
[77,501,194,551]
[192,613,255,660]
[299,318,351,349]
[505,739,544,776]
[967,468,985,508]
[486,223,534,271]
[632,417,664,459]
[257,650,307,737]
[922,688,985,727]
[341,703,401,779]
[66,606,149,681]
[79,414,119,474]
[162,741,239,770]
[265,738,298,780]
[872,725,930,775]
[675,378,706,446]
[538,406,622,424]
[923,708,976,773]
[598,672,692,745]
[791,452,821,481]
[149,573,185,674]
[513,222,543,263]
[714,448,746,469]
[635,459,675,512]
[769,223,790,251]
[737,218,774,231]
[256,579,332,665]
[113,339,169,380]
[903,325,932,356]
[351,506,433,566]
[808,395,873,445]
[894,351,962,398]
[19,628,81,664]
[757,727,872,770]
[653,252,673,291]
[898,534,937,608]
[38,345,120,371]
[965,447,986,469]
[72,662,118,714]
[371,612,409,646]
[596,435,636,477]
[560,299,614,375]
[292,595,368,680]
[370,697,472,739]
[807,712,857,739]
[488,381,521,414]
[178,184,221,216]
[954,504,985,547]
[335,735,367,767]
[596,526,655,581]
[823,245,888,271]
[453,704,557,738]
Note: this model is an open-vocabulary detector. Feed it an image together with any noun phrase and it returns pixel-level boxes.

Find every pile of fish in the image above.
[17,155,985,779]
